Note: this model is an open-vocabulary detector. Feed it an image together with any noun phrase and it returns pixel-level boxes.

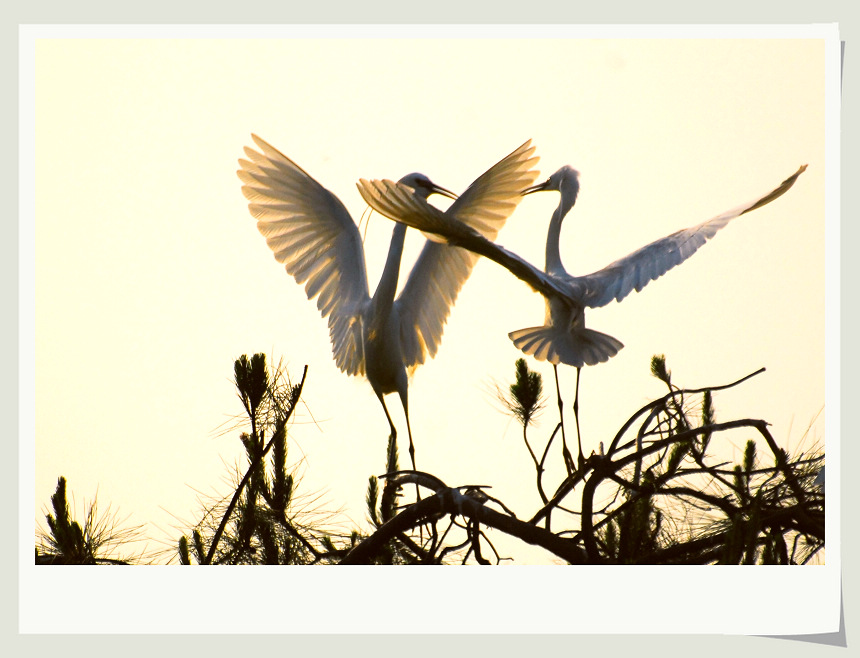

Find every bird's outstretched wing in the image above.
[391,141,540,367]
[357,176,572,303]
[238,134,371,375]
[571,164,808,309]
[444,140,540,236]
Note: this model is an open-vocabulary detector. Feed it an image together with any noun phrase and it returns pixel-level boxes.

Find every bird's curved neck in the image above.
[372,221,408,313]
[545,190,576,274]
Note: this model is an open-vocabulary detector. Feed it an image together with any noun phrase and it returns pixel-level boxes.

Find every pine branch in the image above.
[204,365,308,564]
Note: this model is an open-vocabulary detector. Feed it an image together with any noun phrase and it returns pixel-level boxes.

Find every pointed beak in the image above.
[429,183,458,200]
[521,180,551,196]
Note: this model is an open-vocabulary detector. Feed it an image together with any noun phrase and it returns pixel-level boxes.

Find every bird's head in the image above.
[521,166,580,196]
[398,173,458,201]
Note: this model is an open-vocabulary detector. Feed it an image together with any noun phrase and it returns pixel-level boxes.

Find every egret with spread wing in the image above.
[357,163,807,467]
[238,136,539,470]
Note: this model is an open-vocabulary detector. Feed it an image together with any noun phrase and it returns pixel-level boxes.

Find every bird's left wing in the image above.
[388,141,539,367]
[571,164,808,309]
[443,139,540,236]
[238,134,371,376]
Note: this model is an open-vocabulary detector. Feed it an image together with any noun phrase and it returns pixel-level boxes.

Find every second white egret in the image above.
[357,163,807,467]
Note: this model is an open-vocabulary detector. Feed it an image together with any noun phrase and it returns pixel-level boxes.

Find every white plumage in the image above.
[358,163,807,368]
[238,135,539,467]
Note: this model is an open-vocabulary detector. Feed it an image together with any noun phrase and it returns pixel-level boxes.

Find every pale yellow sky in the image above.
[31,34,827,578]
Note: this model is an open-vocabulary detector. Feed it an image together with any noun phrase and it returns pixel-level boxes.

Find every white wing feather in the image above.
[358,163,807,371]
[238,134,371,375]
[360,165,808,313]
[393,141,540,367]
[573,164,808,308]
[357,178,571,303]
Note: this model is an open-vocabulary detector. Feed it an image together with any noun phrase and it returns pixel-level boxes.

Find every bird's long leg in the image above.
[404,410,417,474]
[397,389,425,548]
[376,390,398,446]
[377,390,421,509]
[553,365,575,476]
[573,367,585,469]
[397,388,417,473]
[398,389,423,502]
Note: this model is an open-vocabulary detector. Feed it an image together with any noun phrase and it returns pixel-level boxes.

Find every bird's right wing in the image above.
[391,141,540,367]
[571,164,808,309]
[357,178,572,303]
[238,134,371,375]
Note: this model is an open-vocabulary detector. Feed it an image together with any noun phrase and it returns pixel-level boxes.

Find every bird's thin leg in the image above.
[397,390,425,547]
[573,367,585,469]
[377,391,412,486]
[398,390,423,501]
[378,390,421,508]
[397,389,418,473]
[553,365,575,476]
[376,391,398,445]
[404,411,417,474]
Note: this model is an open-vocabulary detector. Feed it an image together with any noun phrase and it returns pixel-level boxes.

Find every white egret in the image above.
[238,135,539,470]
[357,163,807,467]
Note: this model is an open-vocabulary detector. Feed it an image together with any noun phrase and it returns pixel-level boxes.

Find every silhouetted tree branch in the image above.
[38,354,823,566]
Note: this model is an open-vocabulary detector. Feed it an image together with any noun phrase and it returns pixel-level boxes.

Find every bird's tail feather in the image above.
[508,325,624,367]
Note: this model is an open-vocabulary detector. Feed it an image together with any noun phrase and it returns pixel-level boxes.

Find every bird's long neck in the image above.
[372,221,408,317]
[545,187,576,274]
